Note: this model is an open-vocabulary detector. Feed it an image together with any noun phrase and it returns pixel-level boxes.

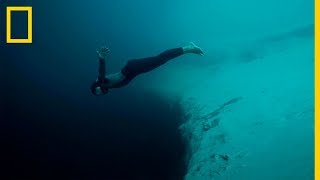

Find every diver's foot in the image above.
[183,42,205,56]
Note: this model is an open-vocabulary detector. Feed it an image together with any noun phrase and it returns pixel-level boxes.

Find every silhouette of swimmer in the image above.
[91,42,204,95]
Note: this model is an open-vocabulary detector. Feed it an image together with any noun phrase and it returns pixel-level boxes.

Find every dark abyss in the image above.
[1,89,187,180]
[0,0,187,179]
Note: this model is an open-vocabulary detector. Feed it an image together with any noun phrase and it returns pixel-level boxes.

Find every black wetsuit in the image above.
[91,47,184,94]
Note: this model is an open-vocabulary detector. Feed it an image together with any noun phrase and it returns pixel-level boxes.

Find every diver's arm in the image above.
[96,47,110,79]
[98,57,106,79]
[90,47,110,96]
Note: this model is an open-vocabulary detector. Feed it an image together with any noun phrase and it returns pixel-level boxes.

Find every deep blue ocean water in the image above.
[0,0,314,179]
[1,1,190,179]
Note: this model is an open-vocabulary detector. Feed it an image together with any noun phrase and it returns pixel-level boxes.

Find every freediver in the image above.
[90,42,204,95]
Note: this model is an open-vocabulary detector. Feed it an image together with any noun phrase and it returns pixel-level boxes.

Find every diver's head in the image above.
[91,81,108,96]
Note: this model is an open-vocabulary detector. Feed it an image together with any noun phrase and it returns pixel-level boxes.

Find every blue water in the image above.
[0,0,314,179]
[1,1,189,179]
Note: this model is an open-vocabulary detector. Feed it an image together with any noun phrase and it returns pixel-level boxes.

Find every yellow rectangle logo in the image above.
[6,6,33,44]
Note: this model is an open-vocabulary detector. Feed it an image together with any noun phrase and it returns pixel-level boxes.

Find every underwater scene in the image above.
[0,0,314,179]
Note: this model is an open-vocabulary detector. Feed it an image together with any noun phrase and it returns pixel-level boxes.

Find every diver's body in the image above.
[91,42,204,95]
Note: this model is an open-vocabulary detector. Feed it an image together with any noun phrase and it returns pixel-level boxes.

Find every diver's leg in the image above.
[121,43,204,79]
[121,47,184,78]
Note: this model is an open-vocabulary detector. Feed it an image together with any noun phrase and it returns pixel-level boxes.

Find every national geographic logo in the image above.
[6,6,33,44]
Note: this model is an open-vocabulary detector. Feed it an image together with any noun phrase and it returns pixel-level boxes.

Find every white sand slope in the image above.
[147,28,314,180]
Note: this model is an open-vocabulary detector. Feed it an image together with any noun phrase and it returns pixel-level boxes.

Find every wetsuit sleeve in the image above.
[98,58,106,79]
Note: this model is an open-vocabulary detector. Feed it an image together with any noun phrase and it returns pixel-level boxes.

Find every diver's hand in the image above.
[97,46,110,59]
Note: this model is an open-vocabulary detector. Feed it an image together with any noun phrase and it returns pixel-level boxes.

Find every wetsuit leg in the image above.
[121,47,184,79]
